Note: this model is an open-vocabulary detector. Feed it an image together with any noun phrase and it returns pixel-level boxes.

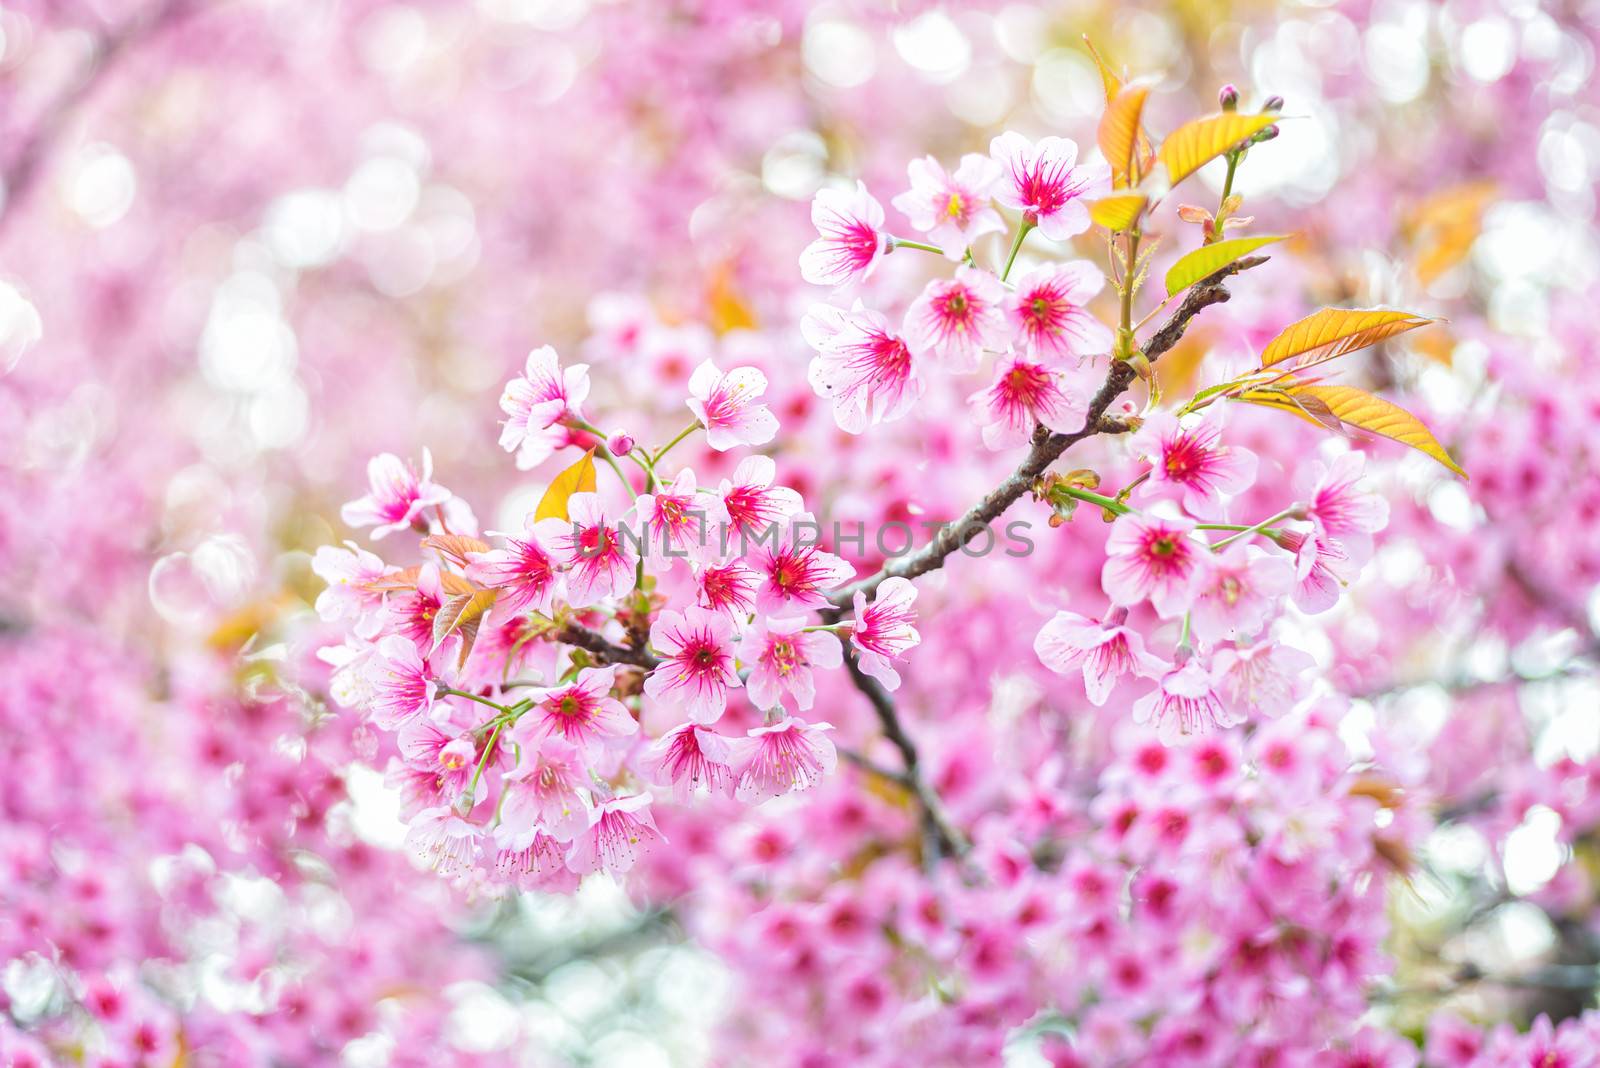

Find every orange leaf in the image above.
[533,449,598,523]
[420,534,491,568]
[1099,83,1150,189]
[1290,384,1466,477]
[1260,307,1437,369]
[1082,36,1123,104]
[432,588,499,669]
[1159,112,1279,187]
[1088,194,1147,233]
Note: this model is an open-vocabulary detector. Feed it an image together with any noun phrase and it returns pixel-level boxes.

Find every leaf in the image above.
[1089,194,1147,233]
[1260,307,1438,369]
[1082,36,1123,103]
[1098,83,1150,189]
[533,449,598,523]
[1159,112,1279,187]
[1289,384,1467,477]
[1235,388,1343,432]
[420,534,491,568]
[360,565,475,597]
[1164,234,1288,296]
[432,588,498,668]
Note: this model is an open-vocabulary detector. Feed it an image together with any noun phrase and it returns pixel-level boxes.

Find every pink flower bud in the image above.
[1219,84,1239,110]
[607,430,635,457]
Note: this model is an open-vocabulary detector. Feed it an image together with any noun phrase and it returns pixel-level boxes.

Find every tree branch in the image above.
[827,255,1266,609]
[555,622,659,670]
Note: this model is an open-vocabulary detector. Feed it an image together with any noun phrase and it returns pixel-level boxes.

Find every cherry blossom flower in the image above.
[396,718,475,802]
[382,562,447,649]
[748,519,856,615]
[1188,544,1295,644]
[1007,261,1114,363]
[802,301,924,433]
[404,807,480,875]
[311,541,392,638]
[799,181,886,287]
[464,530,558,615]
[511,666,637,758]
[968,354,1090,449]
[1296,450,1390,561]
[644,605,742,723]
[739,616,843,711]
[1132,413,1258,516]
[1034,609,1167,706]
[1274,529,1356,614]
[565,793,662,875]
[497,737,588,842]
[535,491,638,607]
[719,456,803,542]
[635,467,726,570]
[693,559,761,619]
[1133,658,1242,744]
[733,718,838,802]
[989,132,1110,241]
[639,723,739,801]
[849,577,920,691]
[903,266,1010,372]
[499,344,591,470]
[686,359,779,451]
[1213,640,1315,718]
[492,827,576,892]
[890,154,1004,259]
[1101,514,1212,618]
[339,451,451,540]
[366,635,437,730]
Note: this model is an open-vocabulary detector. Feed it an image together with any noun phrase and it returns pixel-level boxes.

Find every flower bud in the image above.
[607,430,635,457]
[1218,84,1239,111]
[1253,124,1280,143]
[1262,95,1285,113]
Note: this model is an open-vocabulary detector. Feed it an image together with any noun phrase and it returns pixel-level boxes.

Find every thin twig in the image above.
[554,622,659,670]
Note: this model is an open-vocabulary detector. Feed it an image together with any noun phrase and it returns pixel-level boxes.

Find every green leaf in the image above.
[1165,234,1288,296]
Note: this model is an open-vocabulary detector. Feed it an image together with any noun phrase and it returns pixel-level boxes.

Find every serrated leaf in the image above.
[1290,384,1466,477]
[1165,234,1288,296]
[420,534,491,568]
[1236,388,1343,432]
[1159,112,1279,187]
[1082,36,1123,104]
[533,449,598,523]
[432,588,498,668]
[1260,307,1437,369]
[1089,194,1147,233]
[1099,84,1150,189]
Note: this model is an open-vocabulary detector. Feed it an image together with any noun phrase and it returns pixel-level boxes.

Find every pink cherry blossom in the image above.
[1101,514,1212,618]
[1275,528,1357,614]
[465,531,558,615]
[719,455,803,541]
[639,723,739,801]
[499,345,591,470]
[802,301,924,434]
[1213,640,1315,718]
[1007,262,1114,363]
[1132,413,1259,516]
[404,807,480,875]
[989,132,1110,241]
[492,827,577,892]
[890,154,1004,259]
[799,181,887,287]
[903,266,1010,372]
[1133,657,1243,744]
[1296,450,1391,560]
[534,491,638,607]
[396,718,475,803]
[693,559,761,618]
[511,666,637,757]
[635,467,726,570]
[1035,608,1168,706]
[849,577,920,691]
[748,520,856,615]
[733,718,838,802]
[686,359,779,451]
[1188,544,1295,644]
[644,605,742,723]
[565,793,662,875]
[339,451,452,540]
[365,635,437,730]
[968,354,1090,449]
[311,541,393,638]
[739,615,844,711]
[498,737,589,842]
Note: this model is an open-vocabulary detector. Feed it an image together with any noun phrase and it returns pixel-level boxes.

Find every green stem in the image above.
[1057,485,1132,517]
[891,237,945,255]
[1116,229,1142,359]
[654,422,700,467]
[435,686,511,715]
[567,418,636,499]
[1220,152,1240,204]
[467,722,505,800]
[1210,507,1296,550]
[1000,220,1035,283]
[1178,613,1192,650]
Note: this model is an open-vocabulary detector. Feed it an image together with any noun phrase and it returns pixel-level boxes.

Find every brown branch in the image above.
[555,622,659,670]
[827,255,1266,609]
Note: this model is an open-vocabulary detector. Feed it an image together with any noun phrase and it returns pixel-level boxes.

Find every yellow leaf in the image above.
[420,533,491,568]
[1260,307,1437,369]
[1098,83,1150,189]
[1159,112,1279,187]
[1235,388,1342,432]
[1082,36,1123,104]
[1164,234,1288,296]
[432,588,499,668]
[533,449,598,522]
[1089,194,1147,233]
[1290,384,1466,477]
